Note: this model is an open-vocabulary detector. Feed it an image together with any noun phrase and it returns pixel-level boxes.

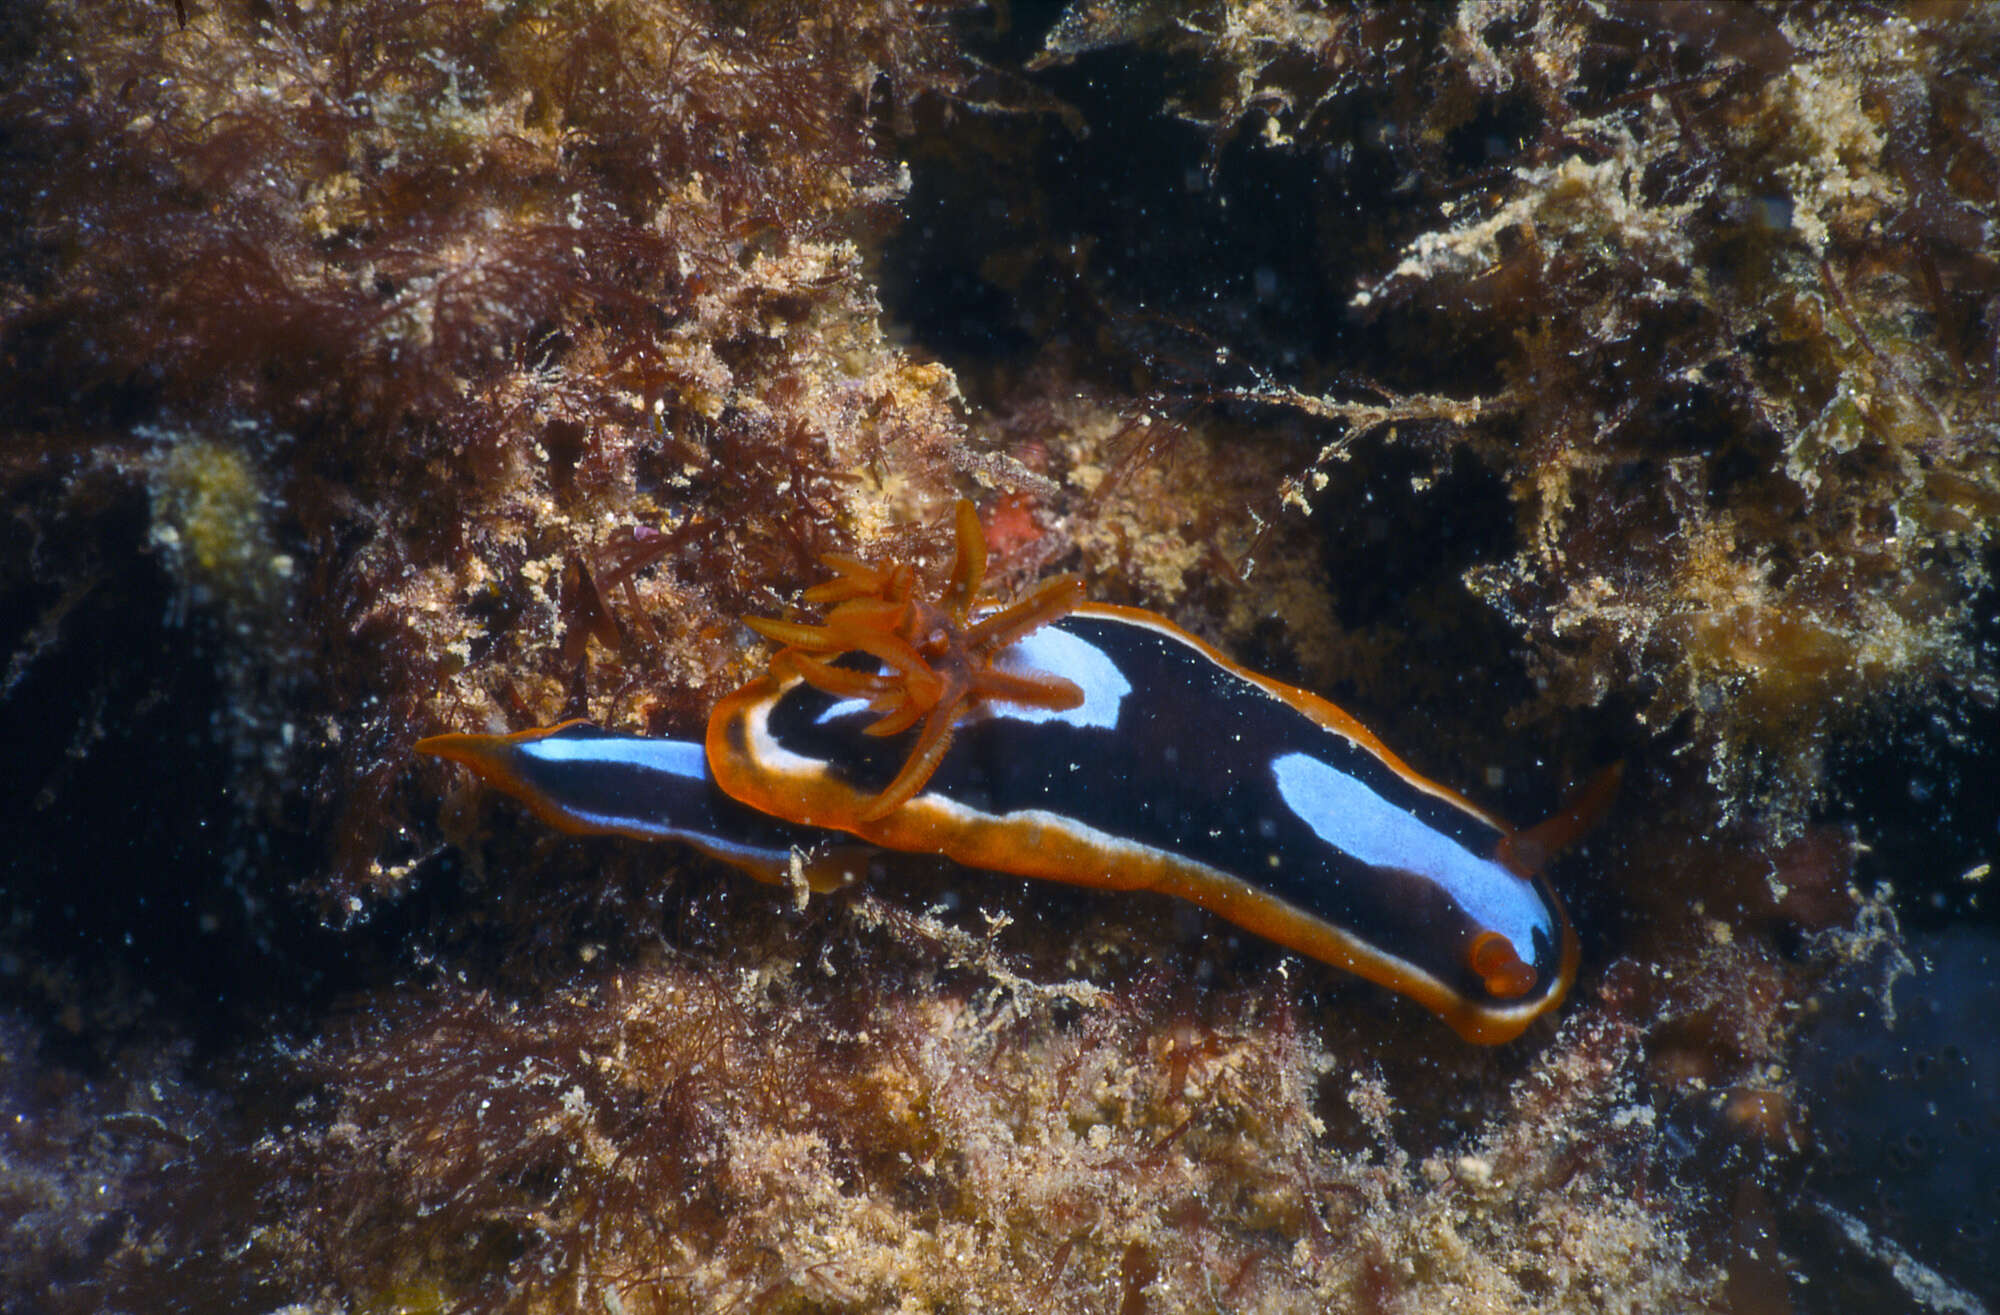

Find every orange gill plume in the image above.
[742,500,1087,821]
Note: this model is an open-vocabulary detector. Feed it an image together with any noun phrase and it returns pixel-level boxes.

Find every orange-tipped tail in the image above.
[415,729,513,776]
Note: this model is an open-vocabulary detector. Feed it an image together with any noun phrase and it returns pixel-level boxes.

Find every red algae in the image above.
[146,895,1715,1315]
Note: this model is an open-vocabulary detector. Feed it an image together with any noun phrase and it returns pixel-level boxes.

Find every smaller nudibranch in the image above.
[422,502,1613,1043]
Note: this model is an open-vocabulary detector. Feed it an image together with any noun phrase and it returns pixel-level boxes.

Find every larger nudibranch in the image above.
[422,502,1611,1043]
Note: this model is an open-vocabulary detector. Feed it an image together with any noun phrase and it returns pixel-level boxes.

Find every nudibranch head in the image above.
[710,523,1594,1044]
[1469,929,1540,1000]
[732,500,1086,821]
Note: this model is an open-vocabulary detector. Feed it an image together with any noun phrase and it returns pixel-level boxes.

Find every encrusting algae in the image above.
[2,2,1996,1313]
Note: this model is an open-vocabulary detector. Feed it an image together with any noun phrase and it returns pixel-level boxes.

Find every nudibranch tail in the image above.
[415,724,587,810]
[416,722,868,891]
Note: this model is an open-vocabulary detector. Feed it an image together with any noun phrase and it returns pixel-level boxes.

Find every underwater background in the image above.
[2,1,1996,1311]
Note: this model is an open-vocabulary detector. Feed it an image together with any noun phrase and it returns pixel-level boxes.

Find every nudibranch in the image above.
[421,502,1613,1043]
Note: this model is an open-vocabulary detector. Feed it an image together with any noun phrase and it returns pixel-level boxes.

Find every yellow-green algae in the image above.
[148,434,293,621]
